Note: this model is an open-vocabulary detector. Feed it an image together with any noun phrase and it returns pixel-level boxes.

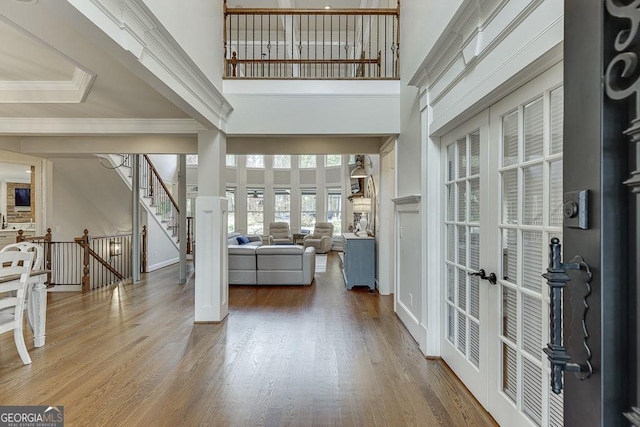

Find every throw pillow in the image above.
[227,237,239,245]
[237,235,251,245]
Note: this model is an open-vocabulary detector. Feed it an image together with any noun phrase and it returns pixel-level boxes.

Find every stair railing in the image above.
[223,0,400,79]
[141,155,180,239]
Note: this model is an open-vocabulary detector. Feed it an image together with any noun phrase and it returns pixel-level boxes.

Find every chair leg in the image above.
[14,325,32,365]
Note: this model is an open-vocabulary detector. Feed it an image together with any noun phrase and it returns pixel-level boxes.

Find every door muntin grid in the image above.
[445,130,481,369]
[497,86,564,427]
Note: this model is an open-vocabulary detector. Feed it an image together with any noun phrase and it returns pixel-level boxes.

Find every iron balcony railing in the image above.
[224,1,400,79]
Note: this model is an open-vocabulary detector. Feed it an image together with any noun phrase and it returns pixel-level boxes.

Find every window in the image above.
[274,189,291,224]
[300,189,316,233]
[325,155,341,167]
[273,155,291,169]
[348,154,356,164]
[186,155,198,166]
[246,155,264,168]
[299,155,316,168]
[247,188,264,235]
[327,187,342,235]
[226,155,236,167]
[226,188,236,233]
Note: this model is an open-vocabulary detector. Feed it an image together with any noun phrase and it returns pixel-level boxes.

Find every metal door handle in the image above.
[468,269,497,285]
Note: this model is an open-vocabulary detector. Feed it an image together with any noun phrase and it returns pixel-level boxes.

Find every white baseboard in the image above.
[396,299,426,353]
[147,257,179,272]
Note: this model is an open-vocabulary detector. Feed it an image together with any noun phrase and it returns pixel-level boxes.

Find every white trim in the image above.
[147,257,179,272]
[0,118,204,135]
[392,194,421,205]
[66,0,233,130]
[0,67,96,104]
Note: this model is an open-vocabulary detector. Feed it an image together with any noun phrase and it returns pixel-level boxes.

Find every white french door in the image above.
[441,63,564,426]
[441,112,490,406]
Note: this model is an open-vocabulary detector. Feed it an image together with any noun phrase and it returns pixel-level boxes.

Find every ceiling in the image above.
[0,2,188,119]
[0,0,391,160]
[0,162,32,182]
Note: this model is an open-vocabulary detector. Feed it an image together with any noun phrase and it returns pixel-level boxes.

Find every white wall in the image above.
[223,80,400,136]
[51,158,133,240]
[145,212,179,271]
[147,154,178,182]
[393,0,565,355]
[141,0,223,87]
[401,0,462,81]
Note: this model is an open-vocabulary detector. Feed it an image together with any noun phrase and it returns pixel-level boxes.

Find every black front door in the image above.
[562,1,635,426]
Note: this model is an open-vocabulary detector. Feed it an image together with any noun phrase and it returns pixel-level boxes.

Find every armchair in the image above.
[303,222,333,254]
[268,222,293,245]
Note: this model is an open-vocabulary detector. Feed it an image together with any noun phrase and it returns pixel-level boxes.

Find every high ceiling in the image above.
[0,2,188,119]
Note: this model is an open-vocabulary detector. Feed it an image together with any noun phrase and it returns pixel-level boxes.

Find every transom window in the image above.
[246,155,264,168]
[299,155,317,168]
[325,155,341,167]
[273,155,291,169]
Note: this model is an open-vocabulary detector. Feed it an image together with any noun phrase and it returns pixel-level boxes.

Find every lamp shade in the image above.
[352,197,371,213]
[350,164,367,178]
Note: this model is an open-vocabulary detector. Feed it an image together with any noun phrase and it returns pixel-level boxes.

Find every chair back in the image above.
[0,242,43,270]
[0,250,34,364]
[269,222,291,239]
[313,222,334,237]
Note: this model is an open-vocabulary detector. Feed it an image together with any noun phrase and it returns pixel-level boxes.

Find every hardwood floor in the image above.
[0,252,497,426]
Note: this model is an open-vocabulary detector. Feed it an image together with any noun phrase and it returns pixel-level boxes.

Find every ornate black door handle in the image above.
[542,238,593,394]
[468,269,497,285]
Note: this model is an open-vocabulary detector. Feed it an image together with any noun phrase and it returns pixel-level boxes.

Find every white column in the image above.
[178,154,187,284]
[132,154,140,283]
[195,130,228,323]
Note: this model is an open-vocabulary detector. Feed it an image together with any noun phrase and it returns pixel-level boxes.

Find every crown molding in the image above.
[0,67,96,103]
[0,118,204,135]
[67,0,233,130]
[408,0,544,94]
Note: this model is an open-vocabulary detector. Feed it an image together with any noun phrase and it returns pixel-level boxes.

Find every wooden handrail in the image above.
[225,8,399,16]
[224,0,400,16]
[144,154,179,214]
[75,230,124,292]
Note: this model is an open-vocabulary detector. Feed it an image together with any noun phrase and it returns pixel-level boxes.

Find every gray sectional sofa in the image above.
[228,244,316,286]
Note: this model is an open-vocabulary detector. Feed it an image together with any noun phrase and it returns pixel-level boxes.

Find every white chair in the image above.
[268,222,293,245]
[0,250,35,364]
[1,242,44,331]
[303,222,334,254]
[0,242,43,270]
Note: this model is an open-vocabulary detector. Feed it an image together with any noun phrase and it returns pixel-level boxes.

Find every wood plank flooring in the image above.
[0,252,497,426]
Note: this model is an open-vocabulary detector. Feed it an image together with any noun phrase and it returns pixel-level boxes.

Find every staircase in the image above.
[101,154,179,251]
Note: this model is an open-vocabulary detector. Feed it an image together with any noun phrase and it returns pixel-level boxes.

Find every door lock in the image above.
[468,269,497,285]
[563,190,589,229]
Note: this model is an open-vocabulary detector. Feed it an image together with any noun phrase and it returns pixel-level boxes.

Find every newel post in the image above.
[45,228,52,285]
[81,229,90,293]
[141,225,147,274]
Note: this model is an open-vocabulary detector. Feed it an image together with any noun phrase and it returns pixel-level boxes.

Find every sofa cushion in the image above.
[228,246,257,270]
[256,245,303,270]
[237,235,251,244]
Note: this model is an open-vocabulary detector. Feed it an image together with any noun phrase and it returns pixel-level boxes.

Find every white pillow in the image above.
[227,237,239,245]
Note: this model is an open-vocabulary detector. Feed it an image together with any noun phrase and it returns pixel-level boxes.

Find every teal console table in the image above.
[341,233,375,290]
